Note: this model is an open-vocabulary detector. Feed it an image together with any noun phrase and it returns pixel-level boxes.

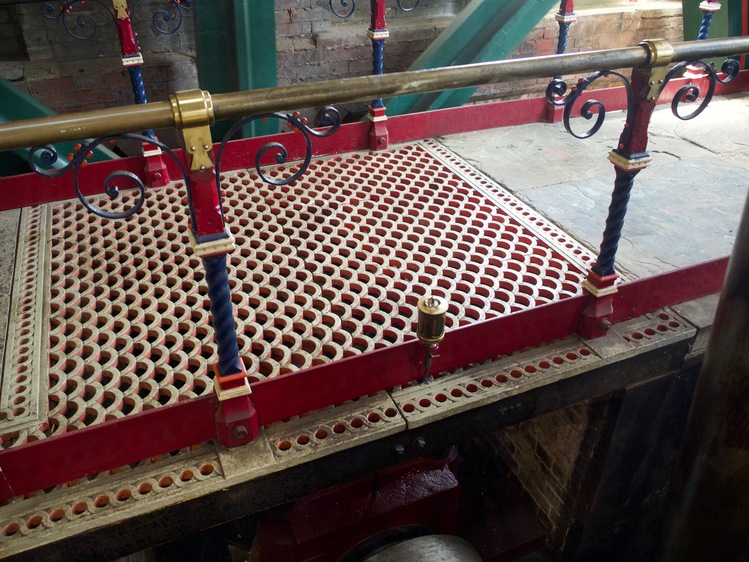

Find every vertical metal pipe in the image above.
[578,40,674,338]
[660,192,749,561]
[112,0,155,138]
[547,0,576,121]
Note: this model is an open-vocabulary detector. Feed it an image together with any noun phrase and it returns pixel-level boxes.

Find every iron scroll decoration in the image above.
[41,0,115,40]
[546,70,636,140]
[214,106,343,187]
[28,134,190,220]
[41,0,195,38]
[663,59,740,120]
[28,107,341,221]
[328,0,420,19]
[546,57,740,138]
[135,0,195,36]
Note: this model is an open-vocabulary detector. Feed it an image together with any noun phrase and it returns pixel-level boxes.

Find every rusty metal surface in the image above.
[0,140,596,450]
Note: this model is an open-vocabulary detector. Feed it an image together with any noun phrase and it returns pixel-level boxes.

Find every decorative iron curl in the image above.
[28,134,188,220]
[215,106,342,187]
[141,0,195,35]
[329,0,355,18]
[329,0,419,18]
[397,0,420,12]
[662,58,740,121]
[41,0,115,41]
[546,70,635,141]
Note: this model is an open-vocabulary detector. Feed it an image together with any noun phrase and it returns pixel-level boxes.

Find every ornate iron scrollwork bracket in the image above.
[662,58,740,120]
[546,56,740,138]
[28,135,188,220]
[546,70,636,140]
[134,0,195,36]
[42,0,115,40]
[215,106,343,187]
[328,0,419,19]
[28,105,343,223]
[42,0,196,38]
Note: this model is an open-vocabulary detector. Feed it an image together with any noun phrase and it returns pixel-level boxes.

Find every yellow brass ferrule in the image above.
[112,0,128,19]
[170,89,215,129]
[638,39,675,101]
[170,90,216,172]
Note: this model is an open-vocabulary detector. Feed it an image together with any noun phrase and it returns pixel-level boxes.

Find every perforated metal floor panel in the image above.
[0,140,597,449]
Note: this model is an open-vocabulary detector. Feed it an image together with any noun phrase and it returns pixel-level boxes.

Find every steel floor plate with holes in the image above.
[0,139,707,558]
[0,139,596,450]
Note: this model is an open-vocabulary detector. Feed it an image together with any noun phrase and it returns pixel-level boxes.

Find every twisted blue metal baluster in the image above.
[371,37,385,109]
[203,254,244,377]
[556,0,573,55]
[698,11,714,40]
[557,20,570,55]
[127,66,155,139]
[591,166,641,277]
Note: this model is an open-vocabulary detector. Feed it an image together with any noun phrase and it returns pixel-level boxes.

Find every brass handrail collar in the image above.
[170,90,215,130]
[638,39,675,69]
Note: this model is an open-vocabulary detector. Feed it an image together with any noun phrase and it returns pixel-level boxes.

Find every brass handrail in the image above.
[1,36,748,151]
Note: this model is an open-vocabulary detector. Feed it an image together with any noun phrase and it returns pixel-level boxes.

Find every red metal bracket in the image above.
[579,270,618,338]
[142,142,171,187]
[214,365,260,446]
[368,105,389,151]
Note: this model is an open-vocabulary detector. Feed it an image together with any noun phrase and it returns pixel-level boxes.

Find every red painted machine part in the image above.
[250,453,460,562]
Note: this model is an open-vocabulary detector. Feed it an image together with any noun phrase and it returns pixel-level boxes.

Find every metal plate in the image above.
[0,140,596,449]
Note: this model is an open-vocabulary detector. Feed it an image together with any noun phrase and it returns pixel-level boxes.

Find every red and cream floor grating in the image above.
[0,140,596,448]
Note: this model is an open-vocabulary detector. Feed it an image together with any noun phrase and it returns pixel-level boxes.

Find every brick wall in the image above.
[0,1,682,132]
[482,398,617,553]
[471,3,684,103]
[1,0,197,116]
[275,0,465,119]
[0,6,26,61]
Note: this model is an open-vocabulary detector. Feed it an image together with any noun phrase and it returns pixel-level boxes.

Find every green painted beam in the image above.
[727,0,749,68]
[386,0,558,115]
[0,78,117,177]
[195,0,278,140]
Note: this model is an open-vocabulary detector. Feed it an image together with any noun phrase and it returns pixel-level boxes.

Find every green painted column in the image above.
[194,0,278,140]
[727,0,749,68]
[386,0,559,115]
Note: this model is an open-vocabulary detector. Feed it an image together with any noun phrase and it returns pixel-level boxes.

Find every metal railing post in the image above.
[697,0,721,40]
[170,89,259,446]
[112,0,171,186]
[368,0,389,150]
[579,39,675,338]
[547,0,576,122]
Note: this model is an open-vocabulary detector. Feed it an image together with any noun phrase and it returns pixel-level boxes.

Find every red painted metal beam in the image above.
[611,257,728,323]
[251,295,587,424]
[0,258,727,501]
[0,396,217,502]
